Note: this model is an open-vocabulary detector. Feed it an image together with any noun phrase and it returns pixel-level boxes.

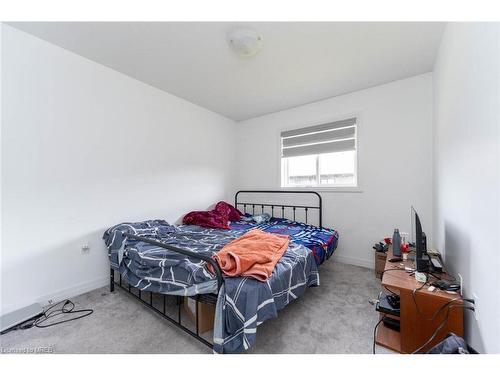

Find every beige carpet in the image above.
[0,261,393,354]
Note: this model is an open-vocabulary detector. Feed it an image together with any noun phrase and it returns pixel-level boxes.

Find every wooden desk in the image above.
[375,247,464,353]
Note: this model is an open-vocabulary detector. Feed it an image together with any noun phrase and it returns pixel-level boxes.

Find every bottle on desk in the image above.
[392,228,401,256]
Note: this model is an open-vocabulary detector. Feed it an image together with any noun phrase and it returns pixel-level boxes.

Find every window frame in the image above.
[278,115,361,192]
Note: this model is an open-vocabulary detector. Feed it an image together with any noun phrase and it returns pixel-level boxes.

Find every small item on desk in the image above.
[405,266,414,272]
[430,257,443,273]
[384,237,392,245]
[373,242,388,252]
[426,248,441,257]
[392,229,402,257]
[431,280,461,292]
[415,271,427,283]
[401,243,409,253]
[388,257,402,263]
[400,235,410,260]
[427,286,436,292]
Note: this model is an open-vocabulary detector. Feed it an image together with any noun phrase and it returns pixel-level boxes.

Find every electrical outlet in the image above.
[457,273,463,295]
[472,293,479,321]
[47,299,53,305]
[81,243,90,254]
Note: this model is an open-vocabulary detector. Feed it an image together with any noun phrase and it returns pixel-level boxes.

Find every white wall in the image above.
[0,25,235,315]
[235,74,434,268]
[433,23,500,353]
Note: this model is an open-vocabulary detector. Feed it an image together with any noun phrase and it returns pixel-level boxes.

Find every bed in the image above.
[104,190,339,353]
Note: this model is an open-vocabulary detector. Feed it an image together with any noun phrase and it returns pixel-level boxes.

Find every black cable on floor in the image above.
[34,300,93,328]
[372,317,384,354]
[7,300,93,331]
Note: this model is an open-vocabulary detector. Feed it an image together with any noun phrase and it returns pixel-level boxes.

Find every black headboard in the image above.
[234,190,322,227]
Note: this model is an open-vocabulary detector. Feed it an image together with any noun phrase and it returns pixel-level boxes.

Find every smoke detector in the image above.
[227,28,263,58]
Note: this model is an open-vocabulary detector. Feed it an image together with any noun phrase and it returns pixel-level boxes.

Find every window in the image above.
[281,118,357,188]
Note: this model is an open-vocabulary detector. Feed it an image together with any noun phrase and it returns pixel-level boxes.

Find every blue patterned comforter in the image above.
[103,219,332,353]
[229,218,338,265]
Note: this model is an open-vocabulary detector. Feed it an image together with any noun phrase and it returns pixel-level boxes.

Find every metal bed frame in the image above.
[234,190,322,228]
[109,190,322,351]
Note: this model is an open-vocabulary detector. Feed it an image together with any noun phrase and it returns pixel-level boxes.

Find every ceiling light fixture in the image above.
[227,28,263,58]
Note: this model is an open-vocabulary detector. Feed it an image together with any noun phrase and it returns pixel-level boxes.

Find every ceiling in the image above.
[9,22,445,121]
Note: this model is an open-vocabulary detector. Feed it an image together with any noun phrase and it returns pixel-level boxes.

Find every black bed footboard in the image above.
[235,190,322,227]
[121,233,224,291]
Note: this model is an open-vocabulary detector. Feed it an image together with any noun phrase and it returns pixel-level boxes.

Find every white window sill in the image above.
[279,186,363,193]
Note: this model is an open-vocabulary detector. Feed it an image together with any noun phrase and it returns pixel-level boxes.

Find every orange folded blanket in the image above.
[211,229,290,282]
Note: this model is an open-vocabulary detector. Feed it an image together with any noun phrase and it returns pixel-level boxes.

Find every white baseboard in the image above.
[39,276,109,306]
[333,253,374,269]
[1,276,109,316]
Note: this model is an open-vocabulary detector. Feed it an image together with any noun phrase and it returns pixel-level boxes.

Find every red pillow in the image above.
[214,201,242,222]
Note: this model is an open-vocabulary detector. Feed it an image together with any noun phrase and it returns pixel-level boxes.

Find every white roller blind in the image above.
[281,118,356,158]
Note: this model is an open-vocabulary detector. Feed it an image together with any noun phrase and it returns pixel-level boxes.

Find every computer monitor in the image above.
[413,206,429,272]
